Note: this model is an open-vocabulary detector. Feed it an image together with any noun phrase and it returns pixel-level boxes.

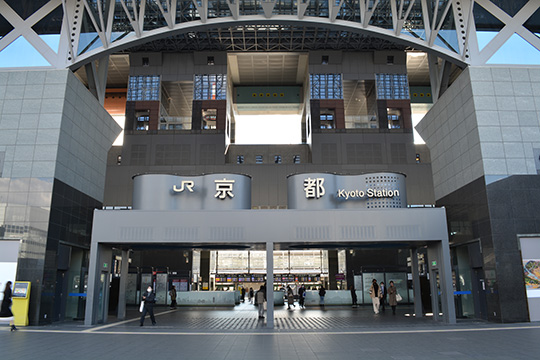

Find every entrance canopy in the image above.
[86,206,455,327]
[91,207,446,246]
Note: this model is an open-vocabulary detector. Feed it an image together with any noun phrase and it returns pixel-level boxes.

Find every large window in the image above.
[127,75,160,101]
[320,108,335,129]
[193,74,227,100]
[216,251,249,273]
[135,111,150,131]
[214,250,325,274]
[310,73,343,99]
[202,109,217,129]
[375,74,410,99]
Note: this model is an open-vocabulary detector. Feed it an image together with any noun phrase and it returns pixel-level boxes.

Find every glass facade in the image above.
[375,74,410,100]
[214,250,326,274]
[193,74,227,100]
[310,74,343,99]
[127,75,161,101]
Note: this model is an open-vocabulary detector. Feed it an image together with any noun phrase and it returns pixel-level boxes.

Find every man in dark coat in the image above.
[350,285,358,308]
[140,285,157,326]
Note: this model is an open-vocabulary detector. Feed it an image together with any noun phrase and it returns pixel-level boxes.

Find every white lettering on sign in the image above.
[337,189,366,199]
[366,189,399,198]
[172,181,195,193]
[336,188,399,199]
[215,178,235,199]
[304,177,325,199]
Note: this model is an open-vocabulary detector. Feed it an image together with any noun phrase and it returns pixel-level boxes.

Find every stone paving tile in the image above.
[1,304,540,360]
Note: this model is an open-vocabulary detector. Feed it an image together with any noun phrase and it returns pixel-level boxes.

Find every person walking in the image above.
[0,281,16,331]
[318,286,326,307]
[169,285,177,309]
[241,287,246,303]
[287,286,295,309]
[388,281,398,315]
[140,285,157,326]
[369,279,380,314]
[379,281,387,312]
[255,285,266,319]
[350,285,358,308]
[298,284,305,308]
[248,287,254,304]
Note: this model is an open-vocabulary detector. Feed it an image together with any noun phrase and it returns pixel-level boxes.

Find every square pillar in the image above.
[410,247,423,317]
[84,243,112,325]
[427,241,456,324]
[266,241,274,328]
[117,249,130,320]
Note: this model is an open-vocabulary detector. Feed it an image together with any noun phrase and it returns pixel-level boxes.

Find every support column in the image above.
[84,55,109,105]
[429,268,441,321]
[427,244,441,321]
[410,247,423,317]
[200,251,210,290]
[117,249,130,320]
[328,250,339,290]
[84,243,112,325]
[440,240,457,324]
[84,243,100,326]
[266,241,274,328]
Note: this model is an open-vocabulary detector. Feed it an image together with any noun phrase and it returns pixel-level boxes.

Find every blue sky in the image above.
[1,31,540,67]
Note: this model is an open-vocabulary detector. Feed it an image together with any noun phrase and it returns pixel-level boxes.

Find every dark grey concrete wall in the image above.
[438,175,540,323]
[105,132,434,207]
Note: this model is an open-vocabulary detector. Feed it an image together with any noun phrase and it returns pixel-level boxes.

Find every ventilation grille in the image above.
[365,174,403,208]
[120,227,153,241]
[386,225,421,239]
[164,227,199,241]
[295,226,331,240]
[340,226,375,239]
[209,227,245,241]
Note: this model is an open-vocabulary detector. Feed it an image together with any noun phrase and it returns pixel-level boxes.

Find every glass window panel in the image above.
[194,74,227,100]
[216,251,249,273]
[310,73,343,99]
[249,251,266,273]
[127,75,161,101]
[375,74,410,100]
[274,251,289,273]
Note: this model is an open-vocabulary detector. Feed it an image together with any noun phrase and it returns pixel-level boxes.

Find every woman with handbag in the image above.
[388,281,398,315]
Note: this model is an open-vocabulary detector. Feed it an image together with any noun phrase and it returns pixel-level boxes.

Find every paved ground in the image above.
[1,303,539,359]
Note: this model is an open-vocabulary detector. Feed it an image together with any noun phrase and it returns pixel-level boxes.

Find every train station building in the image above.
[0,0,539,327]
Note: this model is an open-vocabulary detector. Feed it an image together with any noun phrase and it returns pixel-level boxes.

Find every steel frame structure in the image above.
[0,0,539,102]
[1,0,539,68]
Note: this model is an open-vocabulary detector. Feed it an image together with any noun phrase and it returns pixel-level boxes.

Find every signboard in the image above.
[132,173,252,211]
[288,172,407,209]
